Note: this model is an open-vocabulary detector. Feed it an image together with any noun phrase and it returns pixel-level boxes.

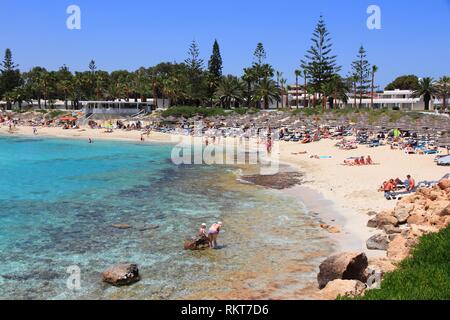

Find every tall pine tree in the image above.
[254,43,266,65]
[301,16,341,107]
[185,40,205,106]
[351,46,371,108]
[0,49,22,105]
[207,40,223,106]
[208,40,223,79]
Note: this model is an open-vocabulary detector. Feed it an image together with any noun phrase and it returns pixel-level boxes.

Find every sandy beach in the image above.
[2,124,448,259]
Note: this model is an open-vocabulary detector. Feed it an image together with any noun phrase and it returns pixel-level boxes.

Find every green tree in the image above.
[207,40,223,106]
[294,69,301,109]
[370,65,379,109]
[0,49,22,109]
[351,46,371,108]
[254,78,280,110]
[301,16,341,108]
[385,75,420,91]
[435,76,450,110]
[412,77,437,111]
[215,75,244,108]
[254,43,266,65]
[208,39,222,79]
[185,40,206,106]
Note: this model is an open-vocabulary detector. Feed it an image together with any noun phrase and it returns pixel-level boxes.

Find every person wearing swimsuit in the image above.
[208,222,223,249]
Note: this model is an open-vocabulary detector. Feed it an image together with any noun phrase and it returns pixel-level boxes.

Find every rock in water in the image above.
[317,252,368,289]
[112,224,132,229]
[366,234,390,251]
[184,235,210,250]
[102,264,140,286]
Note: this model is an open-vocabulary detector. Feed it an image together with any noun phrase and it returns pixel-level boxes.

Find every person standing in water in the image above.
[198,223,208,237]
[208,221,223,249]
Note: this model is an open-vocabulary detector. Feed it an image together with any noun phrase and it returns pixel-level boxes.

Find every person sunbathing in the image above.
[366,156,373,165]
[359,156,366,165]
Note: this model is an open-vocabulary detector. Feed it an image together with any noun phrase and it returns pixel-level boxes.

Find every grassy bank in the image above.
[354,226,450,300]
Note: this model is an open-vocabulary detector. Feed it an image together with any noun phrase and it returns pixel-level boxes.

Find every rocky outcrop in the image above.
[366,234,390,250]
[317,279,366,300]
[317,252,368,289]
[184,235,210,250]
[367,179,450,258]
[317,179,450,299]
[102,264,140,286]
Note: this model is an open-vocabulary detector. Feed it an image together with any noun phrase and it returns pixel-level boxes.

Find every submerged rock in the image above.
[239,172,303,190]
[111,224,132,229]
[102,264,140,286]
[317,252,368,289]
[184,235,210,250]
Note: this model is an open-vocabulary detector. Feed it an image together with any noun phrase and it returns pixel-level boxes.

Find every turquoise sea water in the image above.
[0,136,333,300]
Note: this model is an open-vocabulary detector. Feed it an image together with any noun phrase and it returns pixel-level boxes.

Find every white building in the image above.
[285,87,440,111]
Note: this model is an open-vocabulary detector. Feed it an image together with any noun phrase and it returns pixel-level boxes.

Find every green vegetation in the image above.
[353,226,450,300]
[385,75,420,91]
[0,16,448,113]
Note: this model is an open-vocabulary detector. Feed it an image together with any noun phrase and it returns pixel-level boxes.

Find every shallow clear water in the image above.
[0,136,333,300]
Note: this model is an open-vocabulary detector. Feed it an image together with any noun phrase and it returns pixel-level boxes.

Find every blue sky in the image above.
[1,0,449,87]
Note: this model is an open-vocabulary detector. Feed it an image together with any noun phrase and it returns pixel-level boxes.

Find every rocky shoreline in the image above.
[314,178,450,299]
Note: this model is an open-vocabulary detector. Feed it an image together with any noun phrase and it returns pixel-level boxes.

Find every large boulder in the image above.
[366,234,390,251]
[318,279,366,300]
[394,204,414,224]
[436,204,450,217]
[184,235,210,250]
[317,252,368,289]
[417,188,437,201]
[367,218,378,228]
[368,257,397,275]
[427,200,450,215]
[387,236,410,261]
[375,212,399,228]
[102,264,140,286]
[407,213,426,225]
[382,224,401,234]
[437,179,450,190]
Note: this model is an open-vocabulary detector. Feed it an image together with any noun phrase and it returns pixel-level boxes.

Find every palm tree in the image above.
[303,70,308,108]
[349,75,359,109]
[57,80,73,109]
[294,70,301,109]
[321,81,334,110]
[215,75,244,109]
[413,77,437,111]
[370,65,378,109]
[280,78,287,109]
[242,67,258,108]
[254,78,280,110]
[435,76,450,111]
[276,71,283,108]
